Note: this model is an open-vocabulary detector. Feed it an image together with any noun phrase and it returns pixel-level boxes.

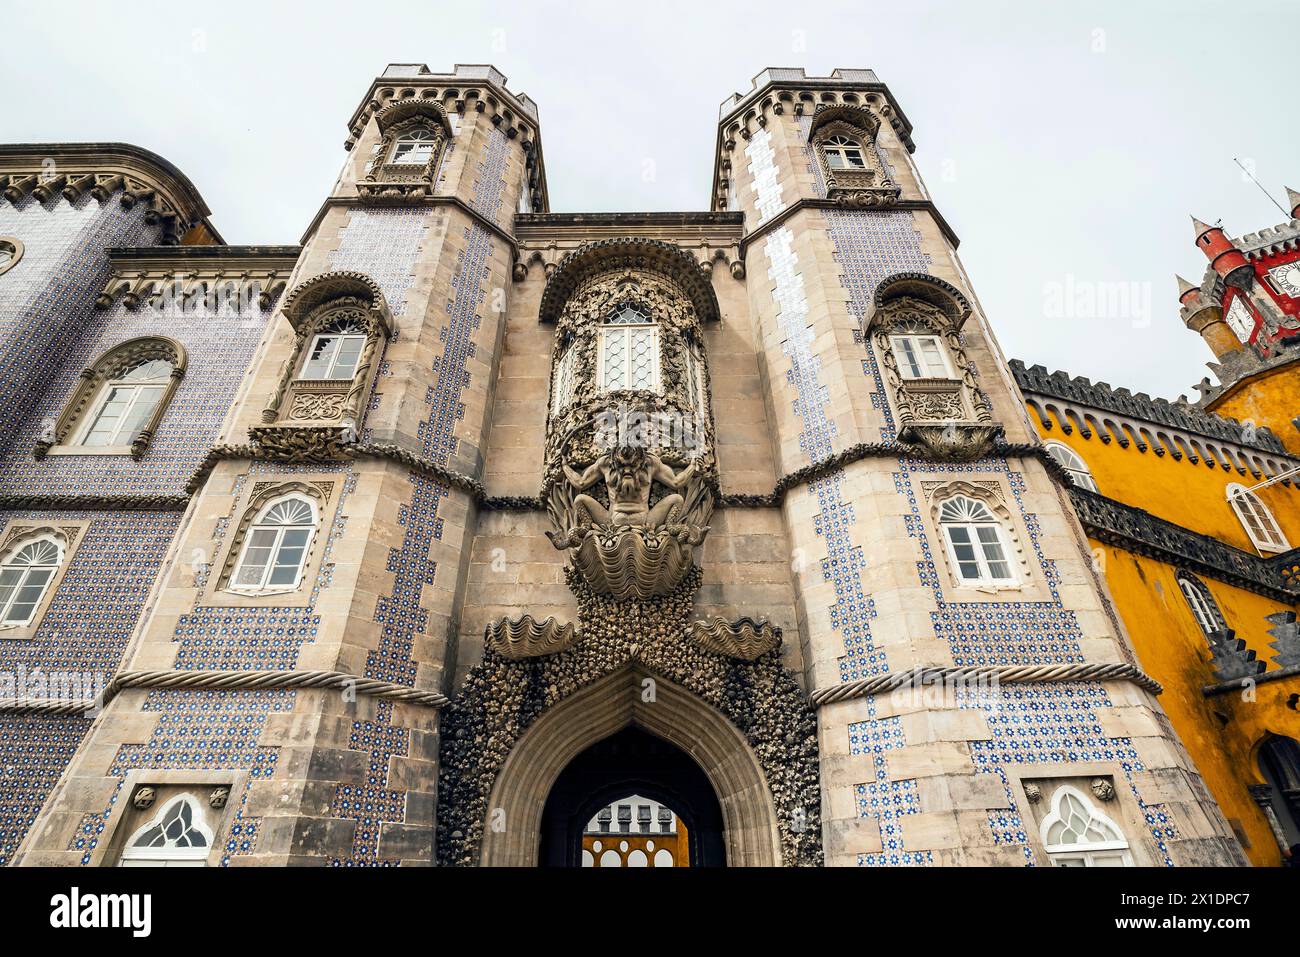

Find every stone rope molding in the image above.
[809,662,1164,707]
[0,668,448,716]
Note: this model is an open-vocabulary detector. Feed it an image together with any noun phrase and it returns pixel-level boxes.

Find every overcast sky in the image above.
[4,0,1296,400]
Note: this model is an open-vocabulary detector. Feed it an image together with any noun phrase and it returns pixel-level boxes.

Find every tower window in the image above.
[1227,483,1289,554]
[76,358,173,448]
[0,536,63,628]
[822,134,867,170]
[230,495,317,592]
[1044,441,1098,492]
[551,340,577,417]
[598,305,659,393]
[118,793,214,867]
[1040,785,1133,867]
[938,495,1015,585]
[388,128,439,165]
[300,322,366,381]
[890,334,951,379]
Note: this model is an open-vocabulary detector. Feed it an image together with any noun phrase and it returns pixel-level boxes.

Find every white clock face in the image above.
[1267,261,1300,298]
[1225,296,1256,342]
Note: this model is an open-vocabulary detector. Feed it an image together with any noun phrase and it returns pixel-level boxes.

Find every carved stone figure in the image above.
[563,446,697,528]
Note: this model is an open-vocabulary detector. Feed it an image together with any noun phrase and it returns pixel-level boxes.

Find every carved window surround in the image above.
[0,521,88,641]
[95,769,246,869]
[867,272,1001,460]
[36,336,187,462]
[252,271,391,463]
[358,98,452,205]
[202,479,336,608]
[808,105,901,208]
[922,480,1038,597]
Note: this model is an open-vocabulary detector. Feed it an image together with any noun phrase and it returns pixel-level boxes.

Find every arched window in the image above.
[299,317,366,381]
[230,495,317,592]
[821,134,867,170]
[388,127,439,165]
[1176,572,1225,635]
[938,495,1015,585]
[76,358,173,447]
[889,330,952,380]
[1227,483,1290,553]
[1045,441,1098,492]
[37,337,185,460]
[0,534,63,627]
[118,793,213,867]
[1040,785,1133,867]
[599,304,659,393]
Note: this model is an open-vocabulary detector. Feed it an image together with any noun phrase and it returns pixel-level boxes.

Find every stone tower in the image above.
[6,64,1245,868]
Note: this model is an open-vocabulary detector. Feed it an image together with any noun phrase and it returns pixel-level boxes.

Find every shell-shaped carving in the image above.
[691,616,782,660]
[485,615,579,660]
[551,524,707,600]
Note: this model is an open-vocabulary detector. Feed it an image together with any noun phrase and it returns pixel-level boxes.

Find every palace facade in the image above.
[0,64,1289,867]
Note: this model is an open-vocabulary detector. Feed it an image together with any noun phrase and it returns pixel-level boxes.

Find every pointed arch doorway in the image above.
[478,665,783,867]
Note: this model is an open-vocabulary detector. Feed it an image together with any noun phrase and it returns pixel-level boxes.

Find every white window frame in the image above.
[299,332,366,381]
[598,323,661,394]
[74,361,172,448]
[118,793,214,867]
[1227,483,1290,554]
[938,495,1017,586]
[1044,441,1099,492]
[1040,785,1134,867]
[1177,574,1222,634]
[388,128,438,165]
[0,534,64,628]
[890,333,953,380]
[228,495,318,595]
[551,340,577,417]
[822,134,867,170]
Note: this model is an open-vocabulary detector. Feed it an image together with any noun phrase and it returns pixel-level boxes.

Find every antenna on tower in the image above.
[1233,157,1291,219]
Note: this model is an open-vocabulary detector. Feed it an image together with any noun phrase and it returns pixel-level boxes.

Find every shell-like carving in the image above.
[485,615,579,660]
[549,524,707,600]
[691,616,782,661]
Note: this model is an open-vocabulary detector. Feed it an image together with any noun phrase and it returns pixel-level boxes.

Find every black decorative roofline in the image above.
[1068,486,1299,602]
[1010,359,1289,455]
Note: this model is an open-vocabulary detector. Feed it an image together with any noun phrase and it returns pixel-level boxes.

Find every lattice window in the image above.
[599,307,659,393]
[551,340,577,416]
[938,495,1015,584]
[1045,441,1099,492]
[1227,483,1290,553]
[230,495,318,592]
[1040,786,1133,867]
[119,794,213,867]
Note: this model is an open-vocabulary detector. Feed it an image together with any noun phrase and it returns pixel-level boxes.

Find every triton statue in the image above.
[562,445,698,528]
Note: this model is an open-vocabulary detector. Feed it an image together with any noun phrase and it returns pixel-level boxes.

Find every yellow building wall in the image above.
[1090,542,1298,866]
[1029,412,1300,556]
[1207,361,1300,457]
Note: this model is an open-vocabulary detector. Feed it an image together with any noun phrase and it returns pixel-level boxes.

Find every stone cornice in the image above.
[1011,358,1292,458]
[299,194,517,250]
[1068,486,1299,602]
[0,494,188,511]
[738,198,961,253]
[95,245,301,311]
[0,142,221,244]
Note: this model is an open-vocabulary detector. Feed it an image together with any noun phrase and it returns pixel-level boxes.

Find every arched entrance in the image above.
[478,665,783,866]
[540,726,725,867]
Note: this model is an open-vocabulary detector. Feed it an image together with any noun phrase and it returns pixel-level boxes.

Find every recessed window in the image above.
[822,134,867,170]
[76,359,172,447]
[118,793,213,868]
[230,495,317,592]
[0,536,63,627]
[389,128,439,165]
[890,334,951,379]
[300,328,366,380]
[939,495,1015,585]
[1045,441,1098,492]
[1227,482,1290,553]
[1040,785,1133,867]
[551,339,577,416]
[1176,573,1224,635]
[599,305,659,393]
